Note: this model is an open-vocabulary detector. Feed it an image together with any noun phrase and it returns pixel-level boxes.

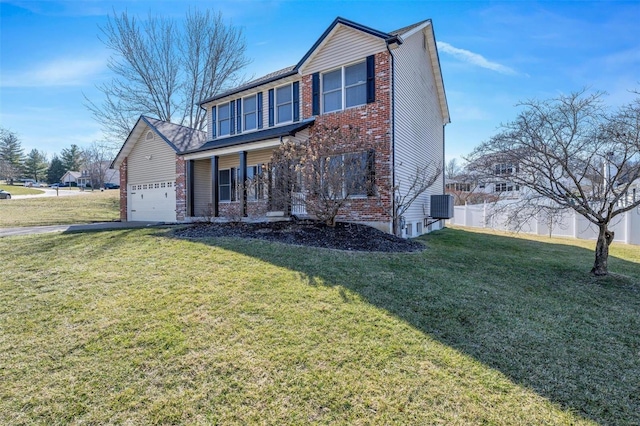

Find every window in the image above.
[276,85,292,123]
[218,103,231,136]
[322,151,372,197]
[219,168,236,202]
[494,182,519,193]
[243,95,257,131]
[322,69,342,113]
[494,163,519,175]
[322,61,367,113]
[245,165,265,201]
[345,61,366,108]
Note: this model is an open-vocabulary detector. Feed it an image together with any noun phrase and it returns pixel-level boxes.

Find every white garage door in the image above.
[129,181,176,222]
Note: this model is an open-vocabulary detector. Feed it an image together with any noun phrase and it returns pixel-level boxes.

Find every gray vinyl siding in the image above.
[301,25,386,75]
[193,159,212,217]
[393,27,446,234]
[128,130,177,185]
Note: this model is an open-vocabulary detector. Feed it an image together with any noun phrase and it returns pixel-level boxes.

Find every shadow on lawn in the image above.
[170,227,640,426]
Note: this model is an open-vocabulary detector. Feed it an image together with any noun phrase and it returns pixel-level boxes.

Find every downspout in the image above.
[386,41,396,235]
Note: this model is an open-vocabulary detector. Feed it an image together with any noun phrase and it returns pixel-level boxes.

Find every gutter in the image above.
[386,40,397,233]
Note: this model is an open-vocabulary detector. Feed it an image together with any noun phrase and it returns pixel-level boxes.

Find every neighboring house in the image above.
[111,17,450,236]
[60,171,81,186]
[61,167,119,188]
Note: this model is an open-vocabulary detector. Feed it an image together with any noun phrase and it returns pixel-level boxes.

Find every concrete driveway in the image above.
[0,221,167,237]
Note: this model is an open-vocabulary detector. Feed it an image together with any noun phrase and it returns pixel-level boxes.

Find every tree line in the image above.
[0,127,113,187]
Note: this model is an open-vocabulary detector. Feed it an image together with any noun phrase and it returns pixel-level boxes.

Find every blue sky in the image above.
[1,0,639,161]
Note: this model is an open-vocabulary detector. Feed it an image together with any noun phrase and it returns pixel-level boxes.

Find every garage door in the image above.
[129,181,176,222]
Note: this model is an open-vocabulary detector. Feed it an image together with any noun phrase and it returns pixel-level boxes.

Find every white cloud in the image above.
[1,57,108,88]
[437,41,518,76]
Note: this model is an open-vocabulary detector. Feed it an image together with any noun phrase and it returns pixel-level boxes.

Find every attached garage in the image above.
[129,181,176,222]
[111,116,206,223]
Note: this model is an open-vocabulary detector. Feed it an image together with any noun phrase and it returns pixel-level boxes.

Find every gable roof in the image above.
[195,17,448,124]
[295,17,402,72]
[111,116,207,168]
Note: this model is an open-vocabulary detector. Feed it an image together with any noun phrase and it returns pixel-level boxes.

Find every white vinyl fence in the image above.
[449,202,640,245]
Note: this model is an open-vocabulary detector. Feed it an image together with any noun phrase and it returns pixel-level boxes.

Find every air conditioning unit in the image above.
[430,194,454,219]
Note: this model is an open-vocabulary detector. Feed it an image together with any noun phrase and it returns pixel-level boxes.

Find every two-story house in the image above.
[111,17,450,236]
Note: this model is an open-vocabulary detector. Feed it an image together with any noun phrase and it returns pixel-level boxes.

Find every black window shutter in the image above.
[236,100,242,133]
[211,106,217,139]
[366,55,375,104]
[230,100,236,135]
[268,89,274,127]
[312,73,320,115]
[231,167,237,201]
[257,92,263,129]
[292,82,300,122]
[366,149,376,196]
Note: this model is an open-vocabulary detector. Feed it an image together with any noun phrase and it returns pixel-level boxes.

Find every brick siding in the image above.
[175,156,187,220]
[300,51,393,226]
[119,157,128,221]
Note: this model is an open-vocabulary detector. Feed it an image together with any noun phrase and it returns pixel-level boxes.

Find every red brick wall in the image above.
[175,156,187,221]
[300,51,393,226]
[119,157,128,221]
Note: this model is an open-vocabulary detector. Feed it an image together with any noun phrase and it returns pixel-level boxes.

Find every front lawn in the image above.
[0,227,638,424]
[0,190,119,227]
[0,184,44,196]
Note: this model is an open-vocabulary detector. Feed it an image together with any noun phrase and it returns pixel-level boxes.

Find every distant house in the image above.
[60,171,81,186]
[61,166,119,188]
[111,17,450,236]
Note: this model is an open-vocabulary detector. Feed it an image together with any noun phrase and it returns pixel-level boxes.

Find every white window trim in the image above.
[243,95,258,132]
[321,60,367,114]
[217,102,231,137]
[218,168,235,202]
[275,83,293,125]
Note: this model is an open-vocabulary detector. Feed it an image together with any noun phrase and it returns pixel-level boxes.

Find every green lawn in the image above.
[0,227,638,425]
[0,184,44,196]
[0,190,119,227]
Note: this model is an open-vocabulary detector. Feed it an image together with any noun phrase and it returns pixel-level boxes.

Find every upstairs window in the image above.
[345,61,367,108]
[276,84,292,124]
[322,61,367,113]
[218,103,231,136]
[243,95,257,131]
[322,69,342,113]
[494,163,519,175]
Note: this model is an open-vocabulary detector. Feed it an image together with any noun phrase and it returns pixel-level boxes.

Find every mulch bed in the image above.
[172,220,425,252]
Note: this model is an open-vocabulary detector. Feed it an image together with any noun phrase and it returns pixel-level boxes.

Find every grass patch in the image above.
[0,227,638,424]
[0,190,119,227]
[0,184,44,196]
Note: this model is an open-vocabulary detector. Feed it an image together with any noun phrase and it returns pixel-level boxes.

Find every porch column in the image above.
[211,156,219,217]
[187,160,195,217]
[239,151,247,217]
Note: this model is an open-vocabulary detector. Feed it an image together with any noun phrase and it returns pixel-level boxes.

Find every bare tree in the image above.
[270,125,377,227]
[85,8,250,147]
[468,90,640,276]
[445,158,461,179]
[82,142,117,189]
[392,162,442,236]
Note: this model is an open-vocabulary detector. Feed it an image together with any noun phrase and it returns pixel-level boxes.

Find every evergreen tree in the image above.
[0,127,24,184]
[47,156,66,184]
[24,149,48,182]
[61,144,83,172]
